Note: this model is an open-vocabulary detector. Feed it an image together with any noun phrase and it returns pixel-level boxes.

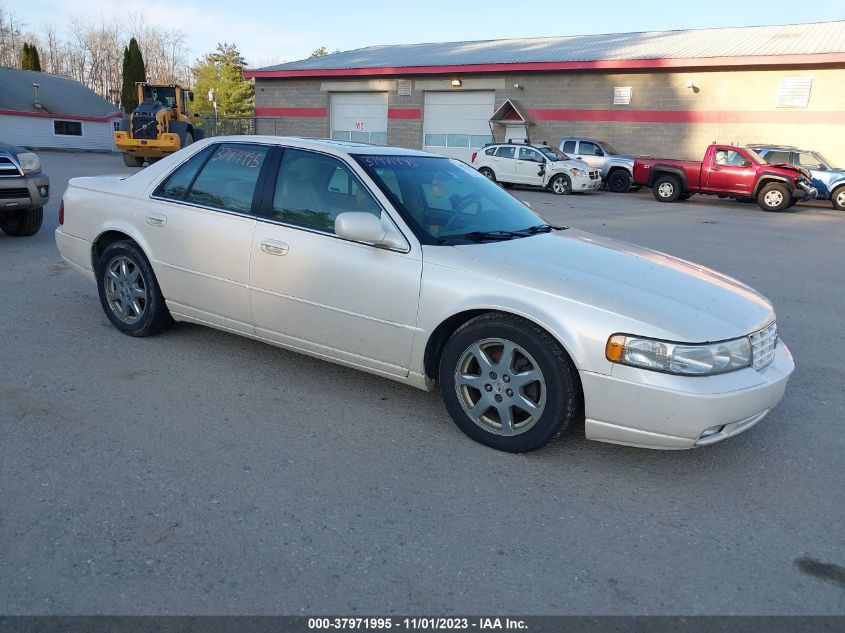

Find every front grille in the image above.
[750,322,778,370]
[132,115,159,140]
[0,155,22,177]
[590,171,599,179]
[0,188,29,199]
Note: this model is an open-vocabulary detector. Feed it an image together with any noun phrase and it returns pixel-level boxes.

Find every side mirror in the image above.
[741,160,752,168]
[335,212,407,250]
[815,164,827,171]
[594,149,603,156]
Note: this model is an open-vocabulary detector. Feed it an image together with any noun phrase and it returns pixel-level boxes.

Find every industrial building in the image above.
[245,21,845,164]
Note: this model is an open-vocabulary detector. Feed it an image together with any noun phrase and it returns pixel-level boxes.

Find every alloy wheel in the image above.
[103,255,147,324]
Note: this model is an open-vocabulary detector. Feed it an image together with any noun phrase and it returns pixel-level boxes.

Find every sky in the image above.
[9,0,845,68]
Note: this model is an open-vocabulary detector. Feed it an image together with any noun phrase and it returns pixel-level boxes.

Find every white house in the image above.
[0,67,122,151]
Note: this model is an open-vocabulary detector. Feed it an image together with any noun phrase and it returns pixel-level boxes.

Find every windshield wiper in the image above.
[437,224,568,244]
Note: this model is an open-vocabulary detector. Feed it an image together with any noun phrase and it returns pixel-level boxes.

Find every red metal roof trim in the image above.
[245,53,845,79]
[0,108,123,122]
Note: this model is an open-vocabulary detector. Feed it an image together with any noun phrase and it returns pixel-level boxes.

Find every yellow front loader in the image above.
[114,83,205,167]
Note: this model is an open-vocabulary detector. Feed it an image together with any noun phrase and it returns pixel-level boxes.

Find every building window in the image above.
[613,86,632,106]
[54,120,82,136]
[777,77,812,108]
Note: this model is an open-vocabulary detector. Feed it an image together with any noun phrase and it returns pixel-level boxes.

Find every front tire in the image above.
[0,207,43,236]
[96,241,172,336]
[652,175,681,202]
[439,313,580,453]
[122,153,144,167]
[831,186,845,211]
[757,183,790,212]
[549,173,571,195]
[606,169,631,193]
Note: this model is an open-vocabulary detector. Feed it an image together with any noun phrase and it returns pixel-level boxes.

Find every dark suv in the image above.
[0,142,49,236]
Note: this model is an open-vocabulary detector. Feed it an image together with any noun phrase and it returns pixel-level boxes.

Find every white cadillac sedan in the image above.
[55,136,794,453]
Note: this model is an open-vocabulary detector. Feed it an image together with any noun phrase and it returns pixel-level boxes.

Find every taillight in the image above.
[58,200,64,225]
[471,152,477,163]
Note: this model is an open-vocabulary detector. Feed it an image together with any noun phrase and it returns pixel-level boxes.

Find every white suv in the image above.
[471,143,601,195]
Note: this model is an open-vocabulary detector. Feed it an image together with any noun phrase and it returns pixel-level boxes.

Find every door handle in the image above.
[146,213,166,227]
[260,240,289,256]
[712,167,721,172]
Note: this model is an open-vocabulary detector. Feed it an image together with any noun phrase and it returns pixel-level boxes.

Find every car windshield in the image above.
[537,146,569,161]
[813,152,834,167]
[354,155,549,243]
[598,142,620,155]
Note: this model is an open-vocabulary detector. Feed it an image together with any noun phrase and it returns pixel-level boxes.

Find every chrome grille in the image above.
[590,171,599,179]
[0,155,22,177]
[0,188,29,199]
[750,322,778,370]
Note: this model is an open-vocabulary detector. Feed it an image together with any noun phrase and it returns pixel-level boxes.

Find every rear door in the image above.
[141,142,272,333]
[490,146,516,182]
[704,147,755,195]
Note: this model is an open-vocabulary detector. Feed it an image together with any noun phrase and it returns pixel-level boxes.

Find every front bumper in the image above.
[794,180,818,200]
[572,172,602,191]
[114,131,181,157]
[0,174,49,212]
[580,341,794,449]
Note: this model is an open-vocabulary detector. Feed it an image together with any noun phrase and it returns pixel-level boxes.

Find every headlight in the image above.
[16,152,41,174]
[570,168,585,176]
[606,334,752,376]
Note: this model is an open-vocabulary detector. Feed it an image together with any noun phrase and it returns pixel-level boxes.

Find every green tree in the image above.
[191,42,254,118]
[309,46,328,58]
[21,42,41,70]
[120,37,146,112]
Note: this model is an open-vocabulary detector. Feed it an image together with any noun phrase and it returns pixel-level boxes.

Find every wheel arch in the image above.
[648,166,688,191]
[91,229,151,272]
[422,307,584,384]
[752,174,791,197]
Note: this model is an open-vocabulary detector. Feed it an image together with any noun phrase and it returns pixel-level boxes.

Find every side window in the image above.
[762,150,790,164]
[797,153,823,169]
[272,149,381,234]
[154,147,213,200]
[496,146,515,159]
[484,147,497,156]
[186,144,269,213]
[519,148,542,162]
[562,140,576,153]
[715,149,749,167]
[579,141,602,156]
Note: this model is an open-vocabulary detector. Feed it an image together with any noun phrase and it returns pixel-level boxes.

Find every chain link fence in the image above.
[195,116,257,137]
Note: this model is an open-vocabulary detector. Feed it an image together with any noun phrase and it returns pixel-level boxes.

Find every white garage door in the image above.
[330,92,388,145]
[423,91,495,162]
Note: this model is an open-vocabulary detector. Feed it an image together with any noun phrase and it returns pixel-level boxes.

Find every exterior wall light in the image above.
[450,79,462,87]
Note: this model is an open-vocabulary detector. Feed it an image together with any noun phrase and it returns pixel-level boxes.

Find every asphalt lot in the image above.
[1,150,844,615]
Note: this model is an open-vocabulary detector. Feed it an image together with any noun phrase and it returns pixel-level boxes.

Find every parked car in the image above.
[748,144,845,211]
[633,144,818,212]
[56,136,793,453]
[559,137,635,192]
[471,142,601,194]
[0,142,49,236]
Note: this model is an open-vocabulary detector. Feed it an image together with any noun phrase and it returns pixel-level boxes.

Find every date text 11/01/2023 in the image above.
[307,617,528,630]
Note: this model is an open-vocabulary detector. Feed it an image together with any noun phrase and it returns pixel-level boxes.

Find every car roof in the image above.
[202,135,438,158]
[748,144,808,152]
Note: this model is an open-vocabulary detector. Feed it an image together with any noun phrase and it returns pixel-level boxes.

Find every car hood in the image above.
[551,160,591,170]
[766,163,812,180]
[446,229,774,342]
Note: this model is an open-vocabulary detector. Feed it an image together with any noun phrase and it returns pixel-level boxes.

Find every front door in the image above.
[249,147,422,376]
[514,147,546,186]
[575,141,605,169]
[139,142,272,333]
[705,147,755,195]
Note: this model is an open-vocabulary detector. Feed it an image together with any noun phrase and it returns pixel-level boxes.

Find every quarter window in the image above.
[484,147,496,156]
[154,147,213,201]
[185,144,269,214]
[271,149,380,234]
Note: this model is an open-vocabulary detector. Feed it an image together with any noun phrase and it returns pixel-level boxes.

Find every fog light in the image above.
[701,425,724,438]
[39,186,48,197]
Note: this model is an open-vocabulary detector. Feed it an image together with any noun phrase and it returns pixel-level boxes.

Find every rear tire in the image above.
[122,153,144,168]
[652,175,681,202]
[549,173,571,195]
[831,186,845,211]
[0,207,43,236]
[96,241,172,337]
[757,183,791,212]
[439,313,579,453]
[479,167,496,182]
[606,169,631,193]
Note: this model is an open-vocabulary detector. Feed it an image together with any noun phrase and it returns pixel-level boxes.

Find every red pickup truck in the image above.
[632,144,818,211]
